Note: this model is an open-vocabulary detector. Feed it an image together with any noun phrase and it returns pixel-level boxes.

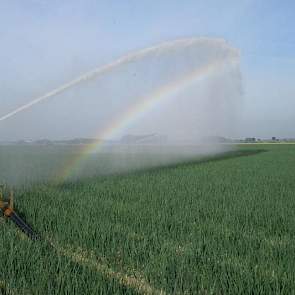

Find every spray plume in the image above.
[0,37,241,185]
[0,38,238,122]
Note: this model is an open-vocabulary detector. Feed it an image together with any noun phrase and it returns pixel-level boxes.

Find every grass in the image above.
[1,144,295,294]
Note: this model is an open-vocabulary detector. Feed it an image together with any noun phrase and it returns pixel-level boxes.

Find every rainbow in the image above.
[59,58,234,181]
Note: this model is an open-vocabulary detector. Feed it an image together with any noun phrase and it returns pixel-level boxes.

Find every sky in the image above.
[0,0,295,140]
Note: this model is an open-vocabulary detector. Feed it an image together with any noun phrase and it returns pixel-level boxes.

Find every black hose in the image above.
[9,212,39,240]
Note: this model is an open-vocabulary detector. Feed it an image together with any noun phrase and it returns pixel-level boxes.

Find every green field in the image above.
[1,144,295,294]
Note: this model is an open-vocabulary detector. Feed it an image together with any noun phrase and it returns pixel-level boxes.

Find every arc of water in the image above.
[0,38,237,122]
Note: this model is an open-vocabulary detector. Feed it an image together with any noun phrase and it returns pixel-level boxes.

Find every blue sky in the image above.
[1,0,295,139]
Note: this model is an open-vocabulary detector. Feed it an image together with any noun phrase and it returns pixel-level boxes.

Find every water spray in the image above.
[0,38,238,122]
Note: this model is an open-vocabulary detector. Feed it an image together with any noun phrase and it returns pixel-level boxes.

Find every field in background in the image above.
[1,144,295,294]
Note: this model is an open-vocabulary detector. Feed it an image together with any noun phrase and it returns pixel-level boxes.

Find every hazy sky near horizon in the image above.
[1,0,294,140]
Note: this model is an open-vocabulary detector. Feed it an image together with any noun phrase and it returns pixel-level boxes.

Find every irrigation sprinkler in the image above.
[0,187,39,240]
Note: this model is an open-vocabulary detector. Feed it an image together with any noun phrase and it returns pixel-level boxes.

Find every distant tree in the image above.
[245,137,256,143]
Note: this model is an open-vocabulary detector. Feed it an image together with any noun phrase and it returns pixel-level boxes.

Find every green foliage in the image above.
[1,144,295,294]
